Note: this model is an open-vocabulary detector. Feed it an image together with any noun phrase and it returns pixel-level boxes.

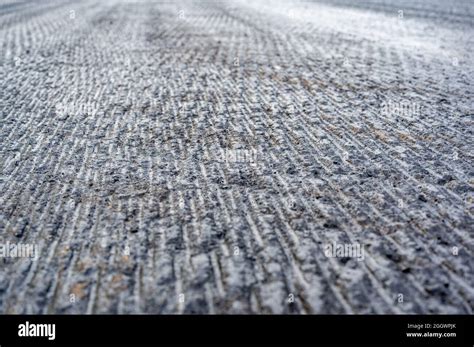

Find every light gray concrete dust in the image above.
[0,0,473,313]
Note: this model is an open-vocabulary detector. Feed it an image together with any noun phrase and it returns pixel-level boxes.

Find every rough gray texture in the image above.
[0,0,473,314]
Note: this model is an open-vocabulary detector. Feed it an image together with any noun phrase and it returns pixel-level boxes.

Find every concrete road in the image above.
[0,0,473,313]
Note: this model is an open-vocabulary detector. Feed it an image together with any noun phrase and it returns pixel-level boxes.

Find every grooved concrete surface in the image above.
[0,0,473,314]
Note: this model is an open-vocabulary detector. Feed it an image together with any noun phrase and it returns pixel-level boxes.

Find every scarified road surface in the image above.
[0,0,473,314]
